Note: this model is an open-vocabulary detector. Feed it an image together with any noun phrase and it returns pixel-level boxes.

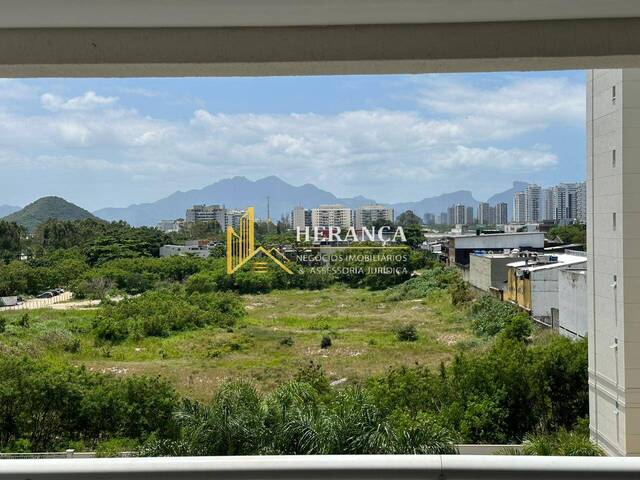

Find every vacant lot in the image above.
[0,286,478,400]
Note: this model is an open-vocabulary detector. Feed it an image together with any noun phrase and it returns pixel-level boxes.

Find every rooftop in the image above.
[507,253,587,272]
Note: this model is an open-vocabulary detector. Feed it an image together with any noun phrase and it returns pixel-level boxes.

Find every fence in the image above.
[0,450,135,460]
[0,291,73,311]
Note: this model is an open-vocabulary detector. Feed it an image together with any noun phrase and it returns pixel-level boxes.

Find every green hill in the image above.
[2,196,99,231]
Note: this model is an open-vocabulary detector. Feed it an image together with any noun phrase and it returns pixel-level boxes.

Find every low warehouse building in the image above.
[468,252,516,298]
[505,253,587,321]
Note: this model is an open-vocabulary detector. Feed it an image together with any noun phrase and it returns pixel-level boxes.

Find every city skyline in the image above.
[0,71,585,211]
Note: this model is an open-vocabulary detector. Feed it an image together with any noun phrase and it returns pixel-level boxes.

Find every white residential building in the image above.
[513,192,526,223]
[525,184,542,222]
[157,218,184,233]
[291,206,312,231]
[354,204,393,229]
[587,69,640,456]
[543,188,555,221]
[496,202,508,225]
[311,204,352,228]
[186,204,226,229]
[225,209,245,231]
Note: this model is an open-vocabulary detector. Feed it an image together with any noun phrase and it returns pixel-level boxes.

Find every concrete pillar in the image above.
[588,69,640,456]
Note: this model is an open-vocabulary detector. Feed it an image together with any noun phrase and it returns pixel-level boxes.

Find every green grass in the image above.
[0,285,478,400]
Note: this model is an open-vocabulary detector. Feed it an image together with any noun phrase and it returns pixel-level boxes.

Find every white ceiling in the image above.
[1,0,640,28]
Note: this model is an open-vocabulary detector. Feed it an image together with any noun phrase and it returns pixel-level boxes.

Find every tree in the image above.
[0,221,25,264]
[396,210,422,227]
[547,224,586,245]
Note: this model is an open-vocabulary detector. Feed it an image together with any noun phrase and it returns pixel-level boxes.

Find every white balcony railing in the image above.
[1,455,640,480]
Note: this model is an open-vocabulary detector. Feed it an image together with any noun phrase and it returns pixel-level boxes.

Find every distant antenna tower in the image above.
[267,196,271,223]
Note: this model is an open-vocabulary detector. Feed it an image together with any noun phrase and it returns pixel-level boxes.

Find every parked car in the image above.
[36,291,55,299]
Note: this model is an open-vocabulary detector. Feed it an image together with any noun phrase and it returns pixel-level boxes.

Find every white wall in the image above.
[558,269,588,338]
[588,69,640,456]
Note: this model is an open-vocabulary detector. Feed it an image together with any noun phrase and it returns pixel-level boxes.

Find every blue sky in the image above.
[0,71,586,211]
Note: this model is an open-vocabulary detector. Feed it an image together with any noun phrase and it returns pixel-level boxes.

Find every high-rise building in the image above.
[291,206,312,231]
[576,182,587,224]
[513,192,526,223]
[423,213,435,226]
[477,203,498,225]
[542,188,555,221]
[496,203,508,225]
[587,68,640,456]
[438,211,449,225]
[354,205,394,229]
[552,183,580,222]
[186,204,226,229]
[311,204,352,228]
[524,184,542,222]
[225,209,245,231]
[465,206,475,225]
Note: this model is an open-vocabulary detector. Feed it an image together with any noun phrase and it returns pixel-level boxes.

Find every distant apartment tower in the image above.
[291,206,312,231]
[543,188,555,221]
[438,211,449,225]
[575,182,587,223]
[186,204,226,229]
[513,192,526,223]
[354,205,394,229]
[423,213,435,226]
[552,183,578,222]
[477,202,497,225]
[311,204,352,228]
[448,204,465,225]
[465,206,475,225]
[524,184,542,222]
[225,209,245,231]
[495,203,508,225]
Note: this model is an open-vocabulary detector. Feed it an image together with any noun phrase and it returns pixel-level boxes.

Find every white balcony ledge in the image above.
[1,455,640,480]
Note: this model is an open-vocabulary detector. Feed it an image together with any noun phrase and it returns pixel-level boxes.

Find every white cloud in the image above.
[0,76,583,205]
[416,75,585,131]
[41,91,119,111]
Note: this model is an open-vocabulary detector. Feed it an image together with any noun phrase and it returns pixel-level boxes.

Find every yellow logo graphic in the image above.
[226,207,293,274]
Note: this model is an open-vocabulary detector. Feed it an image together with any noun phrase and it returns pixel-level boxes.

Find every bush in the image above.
[0,357,178,452]
[280,336,294,347]
[396,324,419,342]
[471,295,529,337]
[320,335,332,349]
[95,438,139,457]
[385,267,462,301]
[94,288,245,342]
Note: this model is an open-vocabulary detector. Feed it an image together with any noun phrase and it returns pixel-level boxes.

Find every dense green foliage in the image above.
[94,289,245,341]
[3,196,98,232]
[471,295,530,337]
[385,266,464,301]
[139,331,588,455]
[547,224,586,245]
[0,221,24,263]
[0,357,177,452]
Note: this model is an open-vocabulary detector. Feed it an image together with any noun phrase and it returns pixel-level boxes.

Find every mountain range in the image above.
[93,176,528,227]
[0,205,21,218]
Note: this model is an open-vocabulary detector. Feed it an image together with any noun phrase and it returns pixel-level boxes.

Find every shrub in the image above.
[280,336,294,347]
[385,267,461,301]
[471,295,528,337]
[94,288,245,342]
[396,324,418,342]
[18,313,30,328]
[320,335,332,349]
